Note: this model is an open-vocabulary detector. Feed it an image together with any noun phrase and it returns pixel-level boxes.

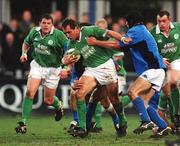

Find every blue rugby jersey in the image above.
[119,25,166,75]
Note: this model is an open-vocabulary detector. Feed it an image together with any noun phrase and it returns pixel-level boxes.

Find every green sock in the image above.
[119,108,127,126]
[76,99,86,130]
[94,102,102,128]
[167,96,174,122]
[171,88,180,115]
[158,92,168,110]
[22,97,33,124]
[52,96,60,109]
[122,95,131,107]
[113,103,127,126]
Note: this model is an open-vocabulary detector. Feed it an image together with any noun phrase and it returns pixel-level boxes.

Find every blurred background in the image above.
[0,0,179,115]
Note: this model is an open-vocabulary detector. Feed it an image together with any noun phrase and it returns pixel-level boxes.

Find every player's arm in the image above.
[106,30,132,44]
[19,43,30,63]
[20,27,35,63]
[87,37,120,50]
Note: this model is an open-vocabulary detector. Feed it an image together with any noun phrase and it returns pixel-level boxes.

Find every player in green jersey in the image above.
[95,18,129,134]
[151,10,180,133]
[61,18,131,138]
[15,14,69,134]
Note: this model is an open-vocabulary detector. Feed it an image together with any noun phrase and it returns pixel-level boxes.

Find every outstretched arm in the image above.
[106,30,132,44]
[87,37,120,50]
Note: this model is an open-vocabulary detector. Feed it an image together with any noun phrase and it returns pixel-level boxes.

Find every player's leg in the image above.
[15,77,41,134]
[86,87,103,133]
[171,85,180,134]
[128,77,154,134]
[67,88,79,133]
[107,82,127,136]
[86,86,104,132]
[93,102,102,131]
[118,75,131,107]
[73,75,97,138]
[44,86,63,121]
[167,60,180,134]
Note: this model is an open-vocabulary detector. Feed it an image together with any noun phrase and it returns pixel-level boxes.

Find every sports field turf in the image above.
[0,114,178,146]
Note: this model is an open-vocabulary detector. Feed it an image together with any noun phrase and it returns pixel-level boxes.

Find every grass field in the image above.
[0,114,179,146]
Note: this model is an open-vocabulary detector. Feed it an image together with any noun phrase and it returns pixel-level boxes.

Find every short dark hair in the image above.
[157,10,170,18]
[62,18,79,29]
[39,14,53,23]
[125,11,143,28]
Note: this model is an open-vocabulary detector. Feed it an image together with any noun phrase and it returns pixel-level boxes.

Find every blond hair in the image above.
[95,18,108,29]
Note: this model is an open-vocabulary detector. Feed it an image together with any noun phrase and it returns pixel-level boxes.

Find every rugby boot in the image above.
[150,126,172,138]
[15,122,27,134]
[133,121,154,134]
[54,100,64,121]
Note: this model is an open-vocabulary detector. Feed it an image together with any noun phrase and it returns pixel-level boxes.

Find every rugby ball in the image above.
[65,48,81,62]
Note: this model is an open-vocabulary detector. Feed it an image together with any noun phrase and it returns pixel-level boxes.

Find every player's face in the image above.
[39,18,53,35]
[157,15,171,32]
[63,25,79,41]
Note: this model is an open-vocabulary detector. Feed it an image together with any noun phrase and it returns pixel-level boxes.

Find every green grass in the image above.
[0,115,178,146]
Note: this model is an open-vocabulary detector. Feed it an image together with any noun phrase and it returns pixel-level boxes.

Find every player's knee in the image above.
[76,90,86,100]
[26,90,35,99]
[127,89,137,100]
[44,97,54,105]
[105,103,115,113]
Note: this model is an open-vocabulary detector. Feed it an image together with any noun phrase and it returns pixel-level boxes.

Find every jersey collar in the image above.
[155,22,174,34]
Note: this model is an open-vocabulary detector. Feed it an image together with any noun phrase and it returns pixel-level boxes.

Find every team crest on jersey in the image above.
[48,40,53,45]
[157,39,162,43]
[174,34,179,39]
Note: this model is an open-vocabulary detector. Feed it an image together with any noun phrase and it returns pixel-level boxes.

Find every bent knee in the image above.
[26,90,35,99]
[127,89,137,100]
[44,97,54,105]
[76,90,86,100]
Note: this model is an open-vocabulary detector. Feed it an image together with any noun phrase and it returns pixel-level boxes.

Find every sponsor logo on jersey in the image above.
[81,45,96,59]
[161,43,177,53]
[35,44,50,55]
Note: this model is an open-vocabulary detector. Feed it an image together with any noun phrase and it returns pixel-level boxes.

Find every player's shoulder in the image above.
[149,25,156,35]
[28,26,39,34]
[53,28,65,36]
[172,22,180,28]
[81,25,98,31]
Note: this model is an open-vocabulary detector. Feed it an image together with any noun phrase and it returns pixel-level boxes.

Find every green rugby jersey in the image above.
[151,22,180,62]
[105,38,127,76]
[24,26,68,67]
[68,26,110,68]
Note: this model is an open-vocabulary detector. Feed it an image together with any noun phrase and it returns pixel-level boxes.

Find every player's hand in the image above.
[121,37,132,44]
[163,58,170,67]
[59,69,69,79]
[87,37,97,46]
[62,55,78,65]
[19,54,28,63]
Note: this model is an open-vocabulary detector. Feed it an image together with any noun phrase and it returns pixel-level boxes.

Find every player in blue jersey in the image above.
[87,11,171,138]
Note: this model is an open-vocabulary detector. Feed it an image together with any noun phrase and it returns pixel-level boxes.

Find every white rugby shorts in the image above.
[83,59,118,85]
[170,59,180,71]
[28,60,61,89]
[140,69,165,91]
